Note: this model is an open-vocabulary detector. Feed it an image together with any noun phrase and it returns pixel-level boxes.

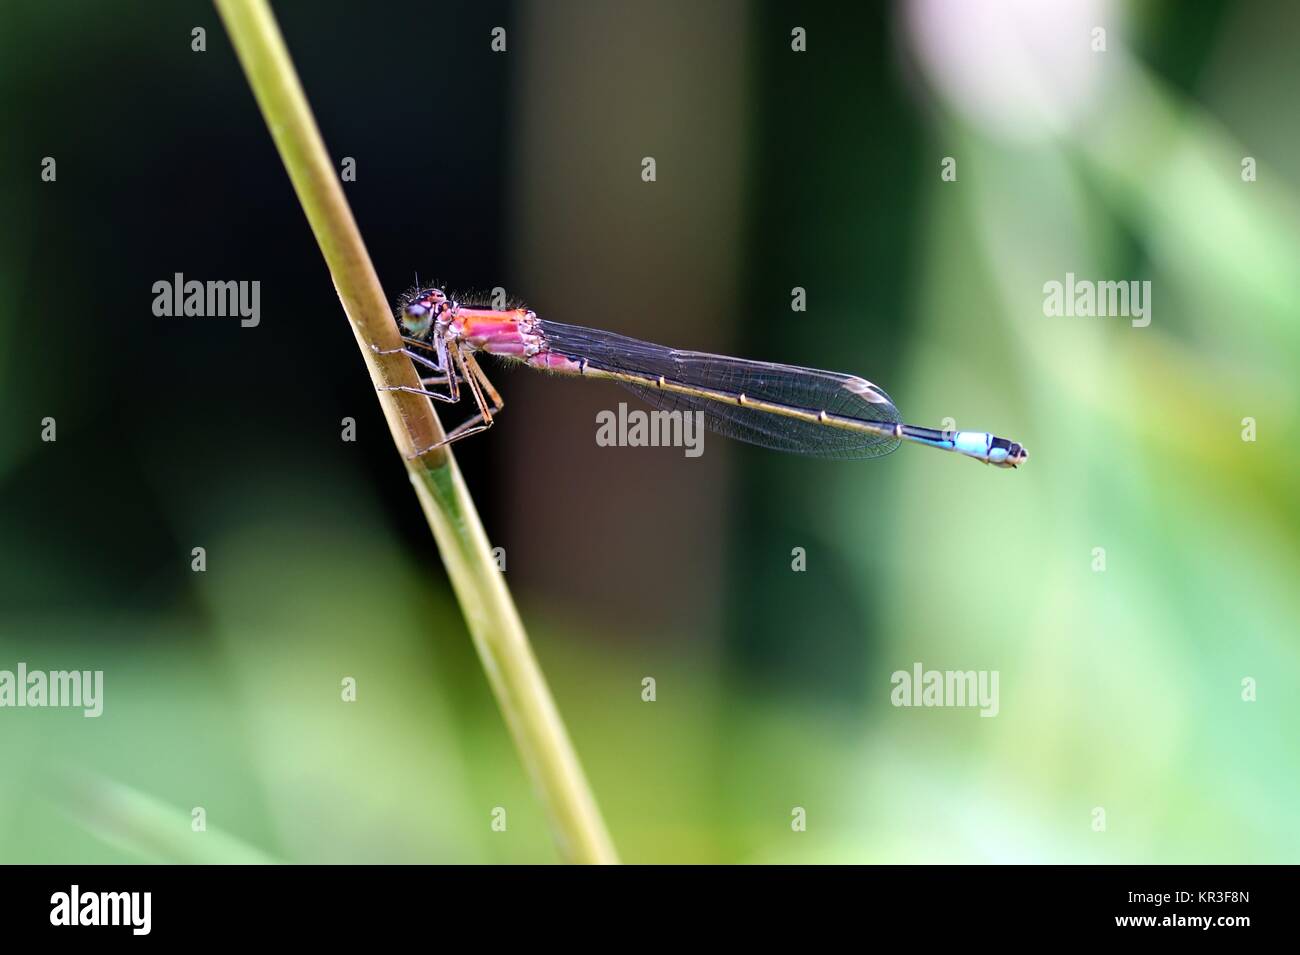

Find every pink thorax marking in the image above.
[455,307,537,357]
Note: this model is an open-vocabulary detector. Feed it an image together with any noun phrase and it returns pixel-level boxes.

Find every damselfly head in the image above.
[398,287,449,339]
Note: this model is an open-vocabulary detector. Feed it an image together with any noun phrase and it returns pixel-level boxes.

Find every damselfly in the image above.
[374,287,1029,468]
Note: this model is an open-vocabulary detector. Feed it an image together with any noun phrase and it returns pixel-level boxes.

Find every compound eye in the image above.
[400,302,433,336]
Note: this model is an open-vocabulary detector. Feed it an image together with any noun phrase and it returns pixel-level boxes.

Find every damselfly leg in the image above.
[466,350,504,413]
[372,335,463,403]
[404,345,505,459]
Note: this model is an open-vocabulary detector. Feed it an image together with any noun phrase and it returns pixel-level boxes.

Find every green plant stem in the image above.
[214,0,618,864]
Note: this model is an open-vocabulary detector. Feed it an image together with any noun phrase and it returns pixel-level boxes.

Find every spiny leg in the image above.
[371,344,443,375]
[406,347,503,458]
[399,335,438,352]
[381,384,461,402]
[374,334,463,403]
[379,370,471,401]
[372,335,440,354]
[406,412,492,459]
[372,333,452,372]
[419,373,461,387]
[463,351,504,414]
[376,359,460,402]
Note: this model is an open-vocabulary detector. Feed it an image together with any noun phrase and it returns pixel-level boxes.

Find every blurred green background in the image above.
[1,0,1297,863]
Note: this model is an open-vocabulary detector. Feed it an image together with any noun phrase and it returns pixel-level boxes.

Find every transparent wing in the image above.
[537,321,902,459]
